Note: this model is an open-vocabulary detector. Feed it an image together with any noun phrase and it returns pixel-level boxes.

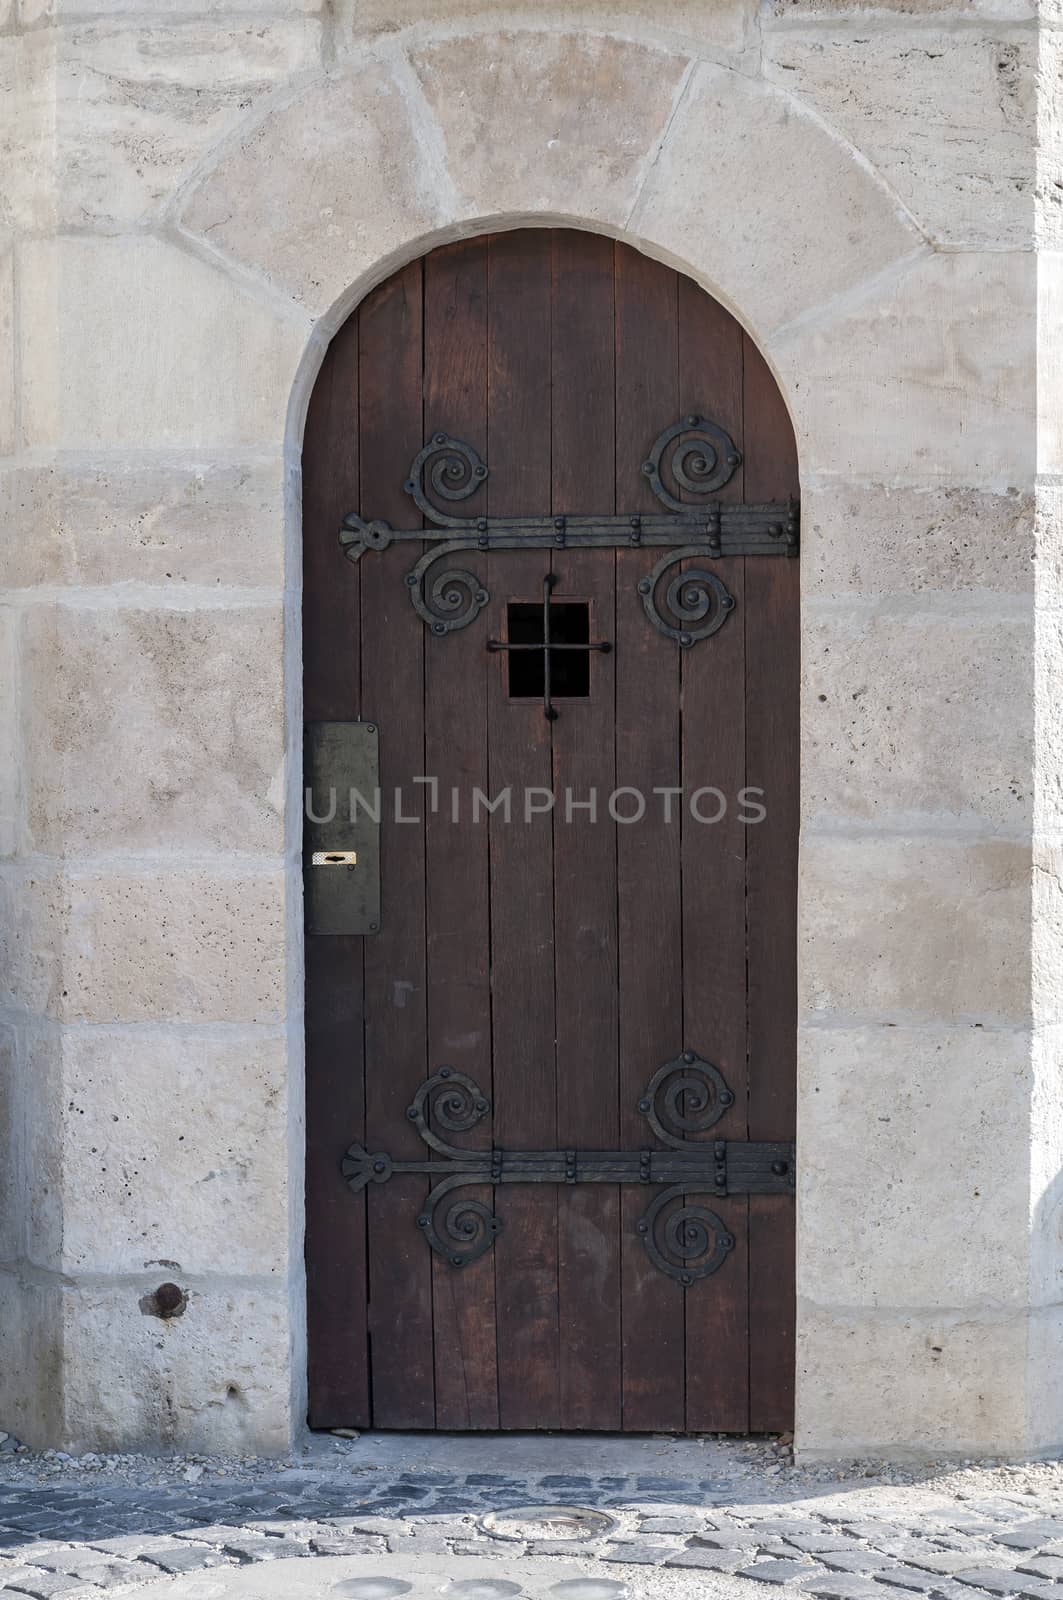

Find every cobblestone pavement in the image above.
[1,1437,1063,1600]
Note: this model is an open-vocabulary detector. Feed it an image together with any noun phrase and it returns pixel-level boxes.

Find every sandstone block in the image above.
[56,1027,289,1276]
[181,60,446,317]
[802,603,1033,829]
[796,1304,1027,1459]
[58,17,322,227]
[21,603,286,856]
[798,1023,1030,1307]
[0,456,288,591]
[774,251,1036,483]
[57,1278,293,1453]
[19,237,309,450]
[763,24,1035,248]
[632,57,918,340]
[410,31,689,227]
[801,483,1034,600]
[800,835,1030,1024]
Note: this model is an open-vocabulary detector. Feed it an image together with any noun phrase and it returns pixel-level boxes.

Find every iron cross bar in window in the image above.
[338,416,799,649]
[341,1058,796,1288]
[486,574,611,721]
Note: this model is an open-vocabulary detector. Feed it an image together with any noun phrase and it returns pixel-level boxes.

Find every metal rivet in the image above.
[682,1051,695,1064]
[417,1215,429,1228]
[636,1221,648,1234]
[637,1098,650,1112]
[641,461,653,476]
[638,579,651,594]
[685,414,699,427]
[439,1066,451,1078]
[406,574,418,586]
[407,1107,418,1120]
[434,433,446,445]
[771,1160,789,1176]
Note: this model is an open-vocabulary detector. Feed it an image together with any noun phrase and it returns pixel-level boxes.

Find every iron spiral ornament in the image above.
[640,414,742,510]
[638,1051,735,1148]
[637,1187,735,1287]
[637,549,735,648]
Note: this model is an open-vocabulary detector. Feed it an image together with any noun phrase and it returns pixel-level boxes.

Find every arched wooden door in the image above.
[303,229,799,1432]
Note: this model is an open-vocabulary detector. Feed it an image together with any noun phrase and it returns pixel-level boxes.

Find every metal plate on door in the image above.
[304,721,380,936]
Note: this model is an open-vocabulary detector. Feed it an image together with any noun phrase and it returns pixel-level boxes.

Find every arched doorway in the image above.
[302,229,799,1433]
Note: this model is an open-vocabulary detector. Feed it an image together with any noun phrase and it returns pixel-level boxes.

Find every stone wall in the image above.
[0,0,1060,1458]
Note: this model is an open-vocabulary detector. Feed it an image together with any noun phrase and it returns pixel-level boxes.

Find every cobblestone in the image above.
[0,1444,1059,1599]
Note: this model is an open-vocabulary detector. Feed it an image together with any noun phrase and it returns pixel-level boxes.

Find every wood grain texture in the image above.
[304,231,799,1435]
[423,239,499,1429]
[485,229,561,1431]
[551,230,621,1431]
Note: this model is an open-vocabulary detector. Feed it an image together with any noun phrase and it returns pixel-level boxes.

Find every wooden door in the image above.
[303,229,799,1433]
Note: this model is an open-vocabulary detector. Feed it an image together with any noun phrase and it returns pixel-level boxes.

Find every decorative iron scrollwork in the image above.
[341,1056,794,1287]
[339,416,798,648]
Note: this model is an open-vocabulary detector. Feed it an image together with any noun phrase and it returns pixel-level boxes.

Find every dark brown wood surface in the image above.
[303,230,799,1432]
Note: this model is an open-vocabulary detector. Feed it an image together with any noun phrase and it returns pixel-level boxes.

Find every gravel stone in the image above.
[137,1542,231,1573]
[664,1547,748,1571]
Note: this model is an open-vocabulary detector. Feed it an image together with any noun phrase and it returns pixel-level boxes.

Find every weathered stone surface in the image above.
[774,251,1036,483]
[180,60,444,316]
[1038,252,1063,475]
[0,866,288,1024]
[801,483,1034,600]
[55,1027,289,1276]
[342,0,754,51]
[800,836,1029,1023]
[19,237,309,450]
[0,1026,16,1263]
[0,243,13,460]
[764,0,1035,14]
[57,18,321,227]
[762,25,1035,248]
[798,1024,1030,1307]
[0,607,19,859]
[21,603,286,856]
[633,56,919,340]
[0,1270,61,1450]
[796,1306,1027,1457]
[802,604,1033,829]
[410,32,689,226]
[0,28,57,236]
[58,1280,293,1453]
[0,457,288,590]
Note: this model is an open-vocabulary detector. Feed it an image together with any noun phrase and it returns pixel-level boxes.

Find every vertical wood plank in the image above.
[303,317,369,1426]
[678,278,750,1432]
[423,239,499,1429]
[486,228,561,1431]
[550,230,621,1431]
[743,332,800,1432]
[614,242,686,1432]
[359,261,435,1428]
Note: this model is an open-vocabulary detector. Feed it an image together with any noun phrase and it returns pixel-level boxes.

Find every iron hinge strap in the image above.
[341,1058,795,1288]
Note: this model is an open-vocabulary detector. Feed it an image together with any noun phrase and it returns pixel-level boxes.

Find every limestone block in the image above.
[796,1305,1027,1459]
[0,244,13,460]
[342,0,754,54]
[19,237,309,450]
[1036,481,1063,616]
[801,483,1034,600]
[0,866,63,1018]
[57,17,322,227]
[59,867,289,1024]
[1034,602,1063,833]
[56,1028,289,1276]
[763,25,1035,248]
[0,1026,16,1262]
[0,456,288,590]
[1037,29,1063,246]
[22,603,286,856]
[180,60,447,317]
[798,1023,1030,1308]
[0,607,19,859]
[632,57,918,340]
[57,1279,293,1453]
[802,604,1033,829]
[1029,1026,1063,1308]
[773,251,1036,483]
[0,28,57,236]
[0,1271,61,1450]
[1032,839,1063,1028]
[1027,1304,1063,1453]
[409,32,689,224]
[766,0,1035,14]
[17,1023,63,1270]
[800,835,1030,1024]
[1038,252,1063,475]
